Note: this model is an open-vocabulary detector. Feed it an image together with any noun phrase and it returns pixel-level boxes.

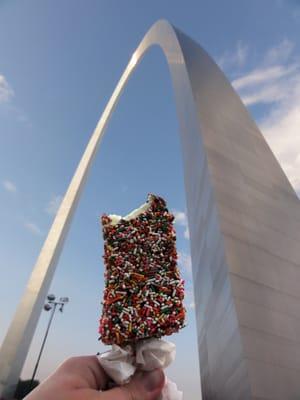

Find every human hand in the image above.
[24,355,165,400]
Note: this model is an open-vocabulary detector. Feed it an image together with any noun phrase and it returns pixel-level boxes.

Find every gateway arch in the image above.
[1,19,300,399]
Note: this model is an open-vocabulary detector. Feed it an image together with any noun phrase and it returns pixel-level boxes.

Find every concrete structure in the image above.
[1,19,300,399]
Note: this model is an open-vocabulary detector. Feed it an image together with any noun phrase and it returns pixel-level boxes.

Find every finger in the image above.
[74,369,165,400]
[57,356,109,390]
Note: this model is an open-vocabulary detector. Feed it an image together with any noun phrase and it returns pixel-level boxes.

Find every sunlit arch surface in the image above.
[1,20,300,399]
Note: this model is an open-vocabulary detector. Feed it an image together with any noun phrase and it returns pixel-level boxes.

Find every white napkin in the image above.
[98,338,183,400]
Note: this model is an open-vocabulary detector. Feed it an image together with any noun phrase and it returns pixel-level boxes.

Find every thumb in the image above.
[100,369,165,400]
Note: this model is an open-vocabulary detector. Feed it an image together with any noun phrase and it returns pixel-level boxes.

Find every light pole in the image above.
[29,294,69,390]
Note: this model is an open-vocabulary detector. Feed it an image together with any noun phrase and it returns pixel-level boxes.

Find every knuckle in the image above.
[60,356,81,370]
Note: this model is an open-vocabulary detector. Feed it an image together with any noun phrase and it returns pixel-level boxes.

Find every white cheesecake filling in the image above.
[108,195,153,225]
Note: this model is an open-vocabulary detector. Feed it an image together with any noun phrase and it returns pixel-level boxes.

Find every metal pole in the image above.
[29,303,57,389]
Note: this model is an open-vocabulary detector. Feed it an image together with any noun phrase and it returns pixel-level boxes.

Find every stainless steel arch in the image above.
[1,19,300,399]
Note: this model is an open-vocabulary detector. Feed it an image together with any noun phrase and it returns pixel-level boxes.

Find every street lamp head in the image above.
[44,304,52,311]
[47,294,56,302]
[59,297,69,303]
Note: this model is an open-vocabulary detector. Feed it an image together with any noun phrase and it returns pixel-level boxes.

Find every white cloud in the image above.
[240,81,289,106]
[178,251,192,274]
[173,210,187,225]
[236,42,248,67]
[227,39,300,194]
[45,195,62,215]
[232,65,297,91]
[263,39,294,65]
[0,75,14,103]
[231,40,299,108]
[184,227,190,239]
[0,75,31,127]
[218,41,248,70]
[24,222,42,236]
[2,180,17,193]
[173,209,190,240]
[259,91,300,192]
[184,288,195,310]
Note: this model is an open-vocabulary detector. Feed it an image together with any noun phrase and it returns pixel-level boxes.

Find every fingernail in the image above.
[141,369,164,392]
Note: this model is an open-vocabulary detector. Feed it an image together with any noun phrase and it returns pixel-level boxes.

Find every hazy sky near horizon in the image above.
[0,1,300,399]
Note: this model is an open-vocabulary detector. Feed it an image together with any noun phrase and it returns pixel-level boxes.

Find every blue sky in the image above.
[0,1,300,399]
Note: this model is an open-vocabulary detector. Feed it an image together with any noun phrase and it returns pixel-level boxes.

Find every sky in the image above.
[0,1,300,399]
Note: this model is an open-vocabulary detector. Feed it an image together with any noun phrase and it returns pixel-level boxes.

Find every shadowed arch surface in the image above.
[1,19,300,400]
